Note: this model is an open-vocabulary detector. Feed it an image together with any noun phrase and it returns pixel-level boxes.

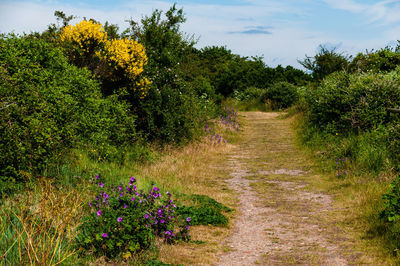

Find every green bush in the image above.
[350,48,400,73]
[298,120,394,174]
[305,69,400,132]
[233,87,265,101]
[263,81,299,109]
[0,35,137,193]
[123,6,211,143]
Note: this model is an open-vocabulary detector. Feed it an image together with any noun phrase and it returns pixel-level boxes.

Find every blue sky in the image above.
[1,0,400,68]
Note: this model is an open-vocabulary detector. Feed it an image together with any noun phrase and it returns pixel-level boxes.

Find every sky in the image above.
[1,0,400,68]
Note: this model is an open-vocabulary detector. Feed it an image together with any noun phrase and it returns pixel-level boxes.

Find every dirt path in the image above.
[216,112,349,265]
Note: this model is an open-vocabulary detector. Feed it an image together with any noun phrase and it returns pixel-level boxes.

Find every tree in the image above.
[298,45,350,81]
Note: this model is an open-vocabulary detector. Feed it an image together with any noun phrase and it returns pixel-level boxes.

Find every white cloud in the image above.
[1,0,399,68]
[323,0,400,26]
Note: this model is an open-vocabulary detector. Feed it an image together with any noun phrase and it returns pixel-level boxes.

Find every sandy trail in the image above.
[216,112,348,265]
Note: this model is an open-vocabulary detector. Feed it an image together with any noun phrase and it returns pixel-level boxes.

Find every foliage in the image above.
[0,35,137,194]
[60,20,108,58]
[233,87,265,101]
[304,69,400,132]
[381,176,400,223]
[102,38,147,77]
[299,45,350,81]
[263,81,299,109]
[175,194,232,226]
[349,47,400,73]
[123,5,211,143]
[60,19,150,97]
[76,176,191,259]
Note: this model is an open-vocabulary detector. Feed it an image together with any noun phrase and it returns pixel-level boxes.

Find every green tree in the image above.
[298,45,349,81]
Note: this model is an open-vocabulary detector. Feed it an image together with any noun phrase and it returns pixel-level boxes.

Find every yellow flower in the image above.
[60,20,107,55]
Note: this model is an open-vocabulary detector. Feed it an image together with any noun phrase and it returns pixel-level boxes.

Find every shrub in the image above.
[350,48,400,73]
[305,69,400,132]
[0,35,137,194]
[76,176,191,259]
[60,20,150,97]
[263,81,299,109]
[233,87,265,101]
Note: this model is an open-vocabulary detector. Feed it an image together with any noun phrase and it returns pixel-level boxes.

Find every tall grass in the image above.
[0,179,87,265]
[0,115,238,264]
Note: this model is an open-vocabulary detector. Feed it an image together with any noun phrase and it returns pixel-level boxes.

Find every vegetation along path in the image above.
[216,112,350,265]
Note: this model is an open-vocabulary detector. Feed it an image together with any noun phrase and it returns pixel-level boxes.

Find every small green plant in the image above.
[175,194,232,226]
[76,176,191,259]
[335,158,348,178]
[381,176,400,223]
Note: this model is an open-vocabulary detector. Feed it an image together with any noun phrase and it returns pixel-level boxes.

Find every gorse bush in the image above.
[60,20,150,98]
[76,176,191,259]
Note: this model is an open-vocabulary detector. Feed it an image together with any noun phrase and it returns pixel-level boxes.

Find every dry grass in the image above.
[1,120,240,265]
[136,138,238,264]
[0,178,89,265]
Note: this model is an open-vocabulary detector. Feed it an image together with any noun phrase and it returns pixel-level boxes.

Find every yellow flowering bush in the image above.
[60,20,107,55]
[103,38,147,80]
[60,20,149,97]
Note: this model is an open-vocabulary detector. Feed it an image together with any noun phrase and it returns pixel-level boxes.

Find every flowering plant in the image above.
[76,175,191,258]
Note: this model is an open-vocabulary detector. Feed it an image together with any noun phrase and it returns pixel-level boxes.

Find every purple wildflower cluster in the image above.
[87,175,191,246]
[203,105,239,144]
[220,105,239,131]
[204,124,228,144]
[335,158,348,178]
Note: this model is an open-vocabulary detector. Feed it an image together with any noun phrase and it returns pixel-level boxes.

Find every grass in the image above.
[291,111,399,265]
[0,117,240,265]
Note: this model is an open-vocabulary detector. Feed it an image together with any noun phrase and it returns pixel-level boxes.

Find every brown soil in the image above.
[216,112,350,265]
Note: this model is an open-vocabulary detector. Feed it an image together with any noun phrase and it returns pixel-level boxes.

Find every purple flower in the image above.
[153,187,158,192]
[97,210,102,216]
[118,186,122,192]
[102,233,107,238]
[186,225,190,230]
[131,197,135,201]
[119,192,124,197]
[117,217,123,222]
[99,182,104,188]
[144,214,149,219]
[160,219,165,224]
[89,202,92,207]
[95,175,99,180]
[123,204,127,209]
[186,217,191,222]
[130,177,136,183]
